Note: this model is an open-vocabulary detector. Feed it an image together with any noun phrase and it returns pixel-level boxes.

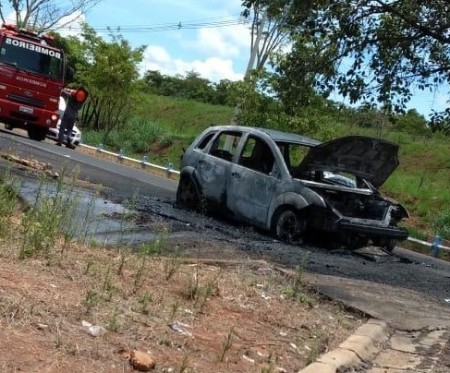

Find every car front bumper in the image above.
[339,219,409,240]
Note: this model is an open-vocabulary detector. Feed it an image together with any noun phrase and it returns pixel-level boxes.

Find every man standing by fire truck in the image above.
[57,86,89,149]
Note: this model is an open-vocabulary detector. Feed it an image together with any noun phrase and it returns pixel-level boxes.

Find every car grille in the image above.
[8,94,45,108]
[11,111,38,121]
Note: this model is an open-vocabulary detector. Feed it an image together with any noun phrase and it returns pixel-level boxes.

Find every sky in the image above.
[3,0,448,118]
[84,0,250,83]
[85,0,449,118]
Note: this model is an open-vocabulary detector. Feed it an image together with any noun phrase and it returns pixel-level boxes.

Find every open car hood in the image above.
[298,136,400,187]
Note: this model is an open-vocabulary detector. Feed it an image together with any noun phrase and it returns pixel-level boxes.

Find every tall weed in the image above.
[435,209,450,239]
[0,171,19,238]
[19,169,81,260]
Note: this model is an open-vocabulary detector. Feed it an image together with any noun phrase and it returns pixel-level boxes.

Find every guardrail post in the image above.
[141,155,148,169]
[166,162,173,178]
[431,234,442,258]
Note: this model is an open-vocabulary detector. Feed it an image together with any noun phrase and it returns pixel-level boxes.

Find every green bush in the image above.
[83,118,165,154]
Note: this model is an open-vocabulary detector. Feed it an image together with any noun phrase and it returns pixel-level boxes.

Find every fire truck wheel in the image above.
[27,126,47,141]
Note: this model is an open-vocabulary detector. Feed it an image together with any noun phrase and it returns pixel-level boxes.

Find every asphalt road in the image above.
[1,128,449,330]
[0,127,178,200]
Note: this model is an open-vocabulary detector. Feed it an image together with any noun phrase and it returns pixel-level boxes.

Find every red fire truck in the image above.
[0,24,70,141]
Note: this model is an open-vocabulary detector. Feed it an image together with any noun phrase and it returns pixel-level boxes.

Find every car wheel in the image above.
[373,237,397,252]
[176,177,200,211]
[272,208,305,243]
[383,238,397,252]
[345,235,369,250]
[27,126,47,141]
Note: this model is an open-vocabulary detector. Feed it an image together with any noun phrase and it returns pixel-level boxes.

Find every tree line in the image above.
[52,24,440,140]
[55,23,432,140]
[2,0,449,137]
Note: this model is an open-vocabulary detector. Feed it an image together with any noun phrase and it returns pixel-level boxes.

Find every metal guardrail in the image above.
[407,237,450,253]
[79,143,180,180]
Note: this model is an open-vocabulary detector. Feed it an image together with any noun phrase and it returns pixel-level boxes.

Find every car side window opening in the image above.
[196,132,215,150]
[239,136,275,175]
[209,131,242,161]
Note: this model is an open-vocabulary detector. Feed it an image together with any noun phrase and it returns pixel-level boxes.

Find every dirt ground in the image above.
[0,209,366,373]
[0,147,367,373]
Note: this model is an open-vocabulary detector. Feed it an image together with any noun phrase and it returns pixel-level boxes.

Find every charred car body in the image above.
[176,125,409,250]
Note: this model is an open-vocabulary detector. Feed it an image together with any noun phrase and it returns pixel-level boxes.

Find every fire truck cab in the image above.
[0,24,69,141]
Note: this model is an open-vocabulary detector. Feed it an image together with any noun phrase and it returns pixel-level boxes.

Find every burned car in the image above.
[176,125,409,250]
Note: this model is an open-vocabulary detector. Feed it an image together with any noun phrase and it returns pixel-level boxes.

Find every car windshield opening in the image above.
[0,38,63,79]
[277,142,310,174]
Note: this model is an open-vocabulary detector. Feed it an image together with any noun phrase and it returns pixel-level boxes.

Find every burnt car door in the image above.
[227,134,279,226]
[196,130,242,207]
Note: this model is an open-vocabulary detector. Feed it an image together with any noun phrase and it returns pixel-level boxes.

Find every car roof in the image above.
[258,127,322,146]
[207,125,322,147]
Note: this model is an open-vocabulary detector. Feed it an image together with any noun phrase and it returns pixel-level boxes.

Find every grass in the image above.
[305,327,329,365]
[134,93,234,137]
[0,163,365,372]
[185,265,221,313]
[218,326,235,362]
[0,169,19,238]
[18,168,82,261]
[282,254,315,306]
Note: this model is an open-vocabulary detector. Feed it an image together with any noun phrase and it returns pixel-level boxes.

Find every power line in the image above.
[54,16,248,34]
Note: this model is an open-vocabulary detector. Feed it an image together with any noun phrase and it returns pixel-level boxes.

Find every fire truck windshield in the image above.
[0,36,63,80]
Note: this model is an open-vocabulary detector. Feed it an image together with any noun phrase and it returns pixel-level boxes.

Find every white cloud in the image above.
[143,45,171,64]
[139,16,251,82]
[54,11,85,36]
[183,23,250,59]
[141,45,244,82]
[175,57,244,81]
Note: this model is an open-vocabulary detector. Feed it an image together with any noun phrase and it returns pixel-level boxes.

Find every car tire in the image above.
[272,207,305,243]
[383,238,397,252]
[176,176,200,211]
[27,126,47,141]
[373,237,397,252]
[345,235,369,250]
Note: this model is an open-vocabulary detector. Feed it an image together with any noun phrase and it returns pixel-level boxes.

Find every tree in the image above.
[0,0,102,32]
[271,32,338,115]
[64,25,144,138]
[238,0,342,126]
[181,71,213,101]
[242,0,450,127]
[241,0,290,74]
[143,70,165,94]
[212,79,241,106]
[393,109,428,135]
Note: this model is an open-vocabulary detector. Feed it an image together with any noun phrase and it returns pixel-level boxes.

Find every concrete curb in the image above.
[298,318,391,373]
